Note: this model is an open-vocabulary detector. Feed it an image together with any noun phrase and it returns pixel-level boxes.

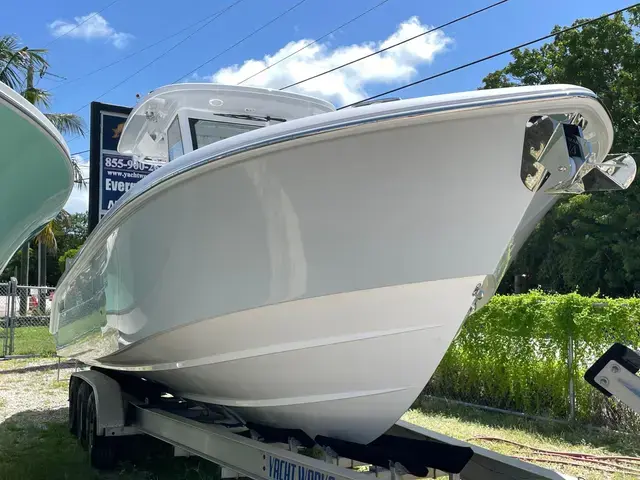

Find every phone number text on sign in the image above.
[103,156,160,172]
[100,153,160,211]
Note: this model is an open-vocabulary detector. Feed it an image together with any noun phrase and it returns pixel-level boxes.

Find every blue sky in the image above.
[1,0,632,212]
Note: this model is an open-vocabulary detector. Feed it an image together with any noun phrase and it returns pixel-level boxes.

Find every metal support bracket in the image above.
[585,342,640,415]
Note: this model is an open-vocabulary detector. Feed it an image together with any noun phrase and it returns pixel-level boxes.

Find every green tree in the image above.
[482,9,640,296]
[58,248,80,274]
[0,212,88,285]
[47,213,87,285]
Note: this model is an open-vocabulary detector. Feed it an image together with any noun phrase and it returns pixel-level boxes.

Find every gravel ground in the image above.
[1,358,636,480]
[0,357,77,425]
[0,357,228,479]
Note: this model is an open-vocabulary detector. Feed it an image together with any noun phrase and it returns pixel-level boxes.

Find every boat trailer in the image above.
[68,369,576,480]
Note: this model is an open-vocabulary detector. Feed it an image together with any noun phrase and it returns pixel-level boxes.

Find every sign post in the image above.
[88,102,159,233]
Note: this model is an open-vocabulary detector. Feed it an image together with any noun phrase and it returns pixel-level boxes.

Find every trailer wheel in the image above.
[68,377,80,436]
[76,381,92,449]
[86,390,118,470]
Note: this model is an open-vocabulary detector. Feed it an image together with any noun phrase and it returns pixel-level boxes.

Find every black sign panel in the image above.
[88,102,159,233]
[101,112,127,151]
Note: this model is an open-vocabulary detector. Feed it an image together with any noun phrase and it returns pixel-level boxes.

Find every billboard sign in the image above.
[88,102,160,233]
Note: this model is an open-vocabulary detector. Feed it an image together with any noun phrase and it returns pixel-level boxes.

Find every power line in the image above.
[61,0,501,146]
[70,149,90,157]
[279,0,510,91]
[43,71,66,81]
[36,71,66,88]
[37,0,122,89]
[71,0,245,114]
[175,0,310,83]
[45,0,122,48]
[49,5,246,92]
[339,2,640,109]
[237,0,393,85]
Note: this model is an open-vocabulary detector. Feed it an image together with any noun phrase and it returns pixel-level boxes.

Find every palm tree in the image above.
[1,34,87,299]
[0,35,47,90]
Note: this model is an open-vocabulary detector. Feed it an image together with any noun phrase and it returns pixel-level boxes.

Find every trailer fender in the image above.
[71,370,133,436]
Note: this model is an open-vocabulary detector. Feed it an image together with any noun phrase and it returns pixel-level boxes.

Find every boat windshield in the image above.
[167,116,184,162]
[189,118,261,150]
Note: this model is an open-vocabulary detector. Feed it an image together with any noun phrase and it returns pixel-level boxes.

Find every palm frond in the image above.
[34,211,71,252]
[0,35,49,89]
[0,38,27,89]
[45,113,86,137]
[47,114,89,187]
[70,159,88,188]
[35,221,58,251]
[19,49,48,78]
[22,86,52,108]
[55,209,71,227]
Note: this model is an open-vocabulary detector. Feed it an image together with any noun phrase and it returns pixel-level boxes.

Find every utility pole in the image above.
[514,274,528,294]
[18,60,36,315]
[37,241,47,315]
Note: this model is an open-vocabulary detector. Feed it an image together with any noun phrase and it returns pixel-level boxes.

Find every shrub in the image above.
[425,291,640,430]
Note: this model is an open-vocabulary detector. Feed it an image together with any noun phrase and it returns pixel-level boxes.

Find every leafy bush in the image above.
[425,291,640,430]
[58,247,79,273]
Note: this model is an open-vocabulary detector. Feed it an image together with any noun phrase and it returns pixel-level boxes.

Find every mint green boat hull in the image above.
[0,83,73,275]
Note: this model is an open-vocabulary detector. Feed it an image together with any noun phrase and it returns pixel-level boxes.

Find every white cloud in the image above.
[209,16,451,105]
[48,13,133,49]
[64,156,90,214]
[64,187,89,214]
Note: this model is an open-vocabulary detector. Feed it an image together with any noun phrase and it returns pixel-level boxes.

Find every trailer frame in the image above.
[68,369,576,480]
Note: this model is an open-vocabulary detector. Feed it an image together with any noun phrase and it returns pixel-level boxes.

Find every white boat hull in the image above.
[106,277,482,442]
[52,85,618,444]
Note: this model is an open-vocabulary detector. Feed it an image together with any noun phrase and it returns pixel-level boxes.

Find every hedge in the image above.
[425,291,640,431]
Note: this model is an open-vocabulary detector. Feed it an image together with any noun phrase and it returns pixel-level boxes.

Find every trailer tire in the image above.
[86,390,118,470]
[68,377,80,437]
[77,381,92,449]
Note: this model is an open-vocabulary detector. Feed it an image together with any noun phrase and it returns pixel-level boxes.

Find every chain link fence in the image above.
[0,282,9,357]
[1,278,56,357]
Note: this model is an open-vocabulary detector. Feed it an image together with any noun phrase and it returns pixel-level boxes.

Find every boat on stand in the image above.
[50,82,636,445]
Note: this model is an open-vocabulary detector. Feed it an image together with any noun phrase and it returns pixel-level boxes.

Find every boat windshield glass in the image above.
[189,118,261,150]
[167,115,184,162]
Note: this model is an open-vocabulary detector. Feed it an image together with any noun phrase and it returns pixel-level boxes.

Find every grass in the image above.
[48,379,70,391]
[1,401,636,480]
[0,356,47,370]
[0,420,97,480]
[1,355,637,480]
[405,396,640,479]
[0,415,222,480]
[4,306,106,358]
[10,326,56,356]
